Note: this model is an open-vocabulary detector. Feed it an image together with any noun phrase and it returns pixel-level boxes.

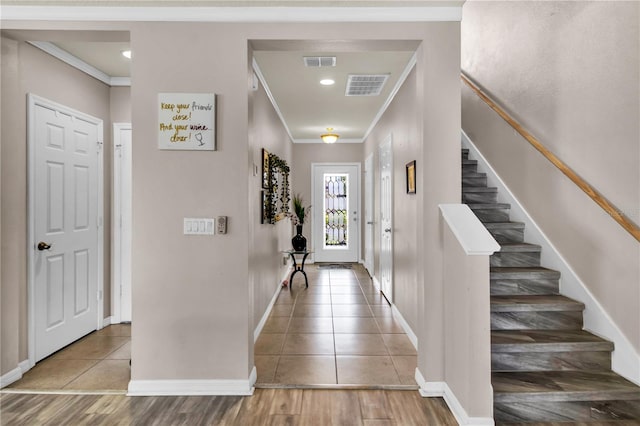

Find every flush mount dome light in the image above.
[121,50,132,59]
[321,128,339,144]
[320,79,335,86]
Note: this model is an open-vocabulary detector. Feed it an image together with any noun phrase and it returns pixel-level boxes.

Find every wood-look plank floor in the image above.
[0,389,458,425]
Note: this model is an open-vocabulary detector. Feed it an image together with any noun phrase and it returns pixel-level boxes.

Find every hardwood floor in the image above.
[0,389,458,425]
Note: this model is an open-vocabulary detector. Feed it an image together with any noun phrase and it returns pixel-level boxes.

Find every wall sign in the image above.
[158,93,216,150]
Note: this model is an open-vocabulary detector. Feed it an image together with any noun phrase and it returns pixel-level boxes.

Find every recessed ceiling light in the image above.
[121,50,132,59]
[320,79,335,86]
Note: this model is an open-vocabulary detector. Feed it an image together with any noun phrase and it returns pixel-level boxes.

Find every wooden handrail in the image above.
[461,72,640,242]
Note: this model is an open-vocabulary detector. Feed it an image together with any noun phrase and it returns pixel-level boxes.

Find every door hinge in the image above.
[97,290,103,301]
[97,140,103,150]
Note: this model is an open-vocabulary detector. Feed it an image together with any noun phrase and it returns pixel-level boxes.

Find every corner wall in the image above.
[461,1,640,356]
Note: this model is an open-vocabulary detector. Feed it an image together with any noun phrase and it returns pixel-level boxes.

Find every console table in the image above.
[283,250,312,289]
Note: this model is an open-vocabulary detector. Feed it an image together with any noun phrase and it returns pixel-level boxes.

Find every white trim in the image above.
[27,42,131,87]
[391,304,417,350]
[128,373,256,396]
[109,77,131,87]
[2,6,463,23]
[0,367,22,388]
[415,370,495,426]
[0,360,30,389]
[27,94,105,366]
[439,204,500,256]
[362,52,417,142]
[251,58,295,143]
[372,275,382,292]
[462,130,640,386]
[111,123,132,325]
[254,264,292,343]
[102,316,113,328]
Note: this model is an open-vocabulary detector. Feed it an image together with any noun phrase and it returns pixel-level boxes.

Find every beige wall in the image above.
[248,64,293,342]
[0,38,113,375]
[291,143,363,255]
[363,66,421,333]
[110,86,131,124]
[461,1,640,352]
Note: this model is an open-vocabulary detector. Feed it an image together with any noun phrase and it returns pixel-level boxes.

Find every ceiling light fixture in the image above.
[320,79,335,86]
[321,128,339,144]
[121,50,132,59]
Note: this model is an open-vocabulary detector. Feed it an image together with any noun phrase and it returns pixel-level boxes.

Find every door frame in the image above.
[378,134,393,302]
[27,94,104,368]
[111,122,132,324]
[363,153,374,275]
[310,162,362,263]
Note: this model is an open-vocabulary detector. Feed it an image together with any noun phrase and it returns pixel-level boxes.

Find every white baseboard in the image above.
[102,316,113,328]
[0,360,31,388]
[128,367,256,396]
[0,367,22,388]
[372,276,381,292]
[415,369,495,426]
[462,130,640,386]
[391,304,418,350]
[254,264,292,343]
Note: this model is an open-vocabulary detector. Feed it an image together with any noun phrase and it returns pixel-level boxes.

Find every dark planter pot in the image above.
[292,224,307,251]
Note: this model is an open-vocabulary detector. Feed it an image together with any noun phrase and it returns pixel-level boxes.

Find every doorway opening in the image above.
[250,39,417,388]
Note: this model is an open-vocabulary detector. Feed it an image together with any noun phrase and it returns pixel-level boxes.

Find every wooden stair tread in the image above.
[462,186,498,193]
[492,330,614,352]
[468,203,511,209]
[498,242,542,252]
[491,267,561,280]
[485,222,525,229]
[491,295,584,312]
[493,371,640,402]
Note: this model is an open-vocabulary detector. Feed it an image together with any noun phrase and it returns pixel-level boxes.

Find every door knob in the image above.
[37,242,52,251]
[384,228,391,233]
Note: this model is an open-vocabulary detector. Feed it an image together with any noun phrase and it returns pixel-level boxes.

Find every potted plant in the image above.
[290,194,311,251]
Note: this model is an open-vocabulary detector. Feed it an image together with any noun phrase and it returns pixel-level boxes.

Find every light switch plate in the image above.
[184,218,215,235]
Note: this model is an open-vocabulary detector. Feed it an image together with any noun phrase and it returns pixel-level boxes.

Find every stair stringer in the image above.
[462,130,640,386]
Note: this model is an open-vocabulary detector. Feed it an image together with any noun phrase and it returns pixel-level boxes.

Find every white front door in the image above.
[379,136,393,302]
[312,163,360,263]
[363,153,374,275]
[112,123,132,323]
[29,95,103,362]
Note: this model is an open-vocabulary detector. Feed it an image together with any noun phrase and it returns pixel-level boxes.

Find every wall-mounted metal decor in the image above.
[262,150,290,224]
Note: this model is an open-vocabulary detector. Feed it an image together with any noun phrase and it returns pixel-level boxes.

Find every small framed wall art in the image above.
[406,160,416,194]
[158,93,216,150]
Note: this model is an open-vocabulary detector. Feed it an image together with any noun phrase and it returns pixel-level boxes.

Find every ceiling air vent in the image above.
[303,56,337,68]
[345,74,390,96]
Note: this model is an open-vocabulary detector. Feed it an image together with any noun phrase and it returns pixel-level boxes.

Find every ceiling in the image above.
[48,40,417,143]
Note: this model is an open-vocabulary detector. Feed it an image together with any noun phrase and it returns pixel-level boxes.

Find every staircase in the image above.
[461,148,640,424]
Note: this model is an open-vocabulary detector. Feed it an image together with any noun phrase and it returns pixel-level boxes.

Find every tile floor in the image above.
[8,264,416,392]
[8,324,131,392]
[255,264,418,387]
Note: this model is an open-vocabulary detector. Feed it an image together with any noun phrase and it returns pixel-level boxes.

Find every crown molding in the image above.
[28,41,131,87]
[2,6,463,22]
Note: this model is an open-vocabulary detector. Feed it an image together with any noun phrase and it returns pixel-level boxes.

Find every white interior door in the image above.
[363,153,374,275]
[379,136,393,302]
[112,123,132,323]
[312,163,360,263]
[29,95,103,362]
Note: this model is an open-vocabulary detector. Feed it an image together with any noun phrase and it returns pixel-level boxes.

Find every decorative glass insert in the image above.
[324,174,348,247]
